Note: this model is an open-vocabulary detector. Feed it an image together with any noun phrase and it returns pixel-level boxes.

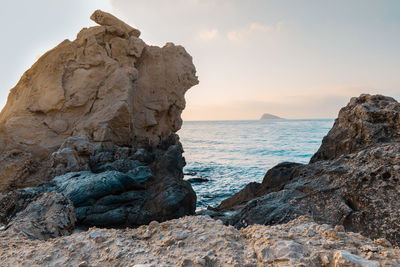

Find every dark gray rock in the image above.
[0,134,196,230]
[186,177,209,183]
[6,192,76,240]
[0,189,40,226]
[216,94,400,246]
[218,143,400,245]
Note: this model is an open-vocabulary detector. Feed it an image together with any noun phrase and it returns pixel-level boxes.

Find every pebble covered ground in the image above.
[1,215,399,266]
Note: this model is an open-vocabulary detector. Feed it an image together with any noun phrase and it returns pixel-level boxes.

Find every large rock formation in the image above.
[0,10,198,236]
[212,94,400,246]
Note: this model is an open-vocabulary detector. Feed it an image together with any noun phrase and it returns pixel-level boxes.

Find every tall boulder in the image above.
[0,10,198,233]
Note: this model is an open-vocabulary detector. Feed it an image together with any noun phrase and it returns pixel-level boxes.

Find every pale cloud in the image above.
[226,31,242,42]
[198,29,219,41]
[249,23,272,33]
[227,22,282,42]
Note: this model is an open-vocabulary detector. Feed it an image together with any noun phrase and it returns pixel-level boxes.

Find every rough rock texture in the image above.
[0,10,197,232]
[6,192,76,240]
[0,216,399,266]
[213,94,400,246]
[311,94,400,163]
[0,10,198,190]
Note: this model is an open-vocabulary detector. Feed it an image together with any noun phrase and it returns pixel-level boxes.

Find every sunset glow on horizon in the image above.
[1,0,399,120]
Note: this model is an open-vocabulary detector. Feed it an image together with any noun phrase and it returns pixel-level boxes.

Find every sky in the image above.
[0,0,399,120]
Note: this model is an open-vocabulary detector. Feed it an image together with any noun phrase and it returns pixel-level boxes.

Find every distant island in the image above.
[260,113,284,120]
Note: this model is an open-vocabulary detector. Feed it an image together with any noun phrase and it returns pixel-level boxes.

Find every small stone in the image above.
[373,238,392,248]
[44,255,52,261]
[327,229,337,239]
[334,251,380,267]
[305,229,316,237]
[321,243,330,249]
[89,231,105,243]
[321,255,330,265]
[334,225,345,232]
[78,261,88,267]
[361,245,379,253]
[162,237,175,247]
[381,250,392,257]
[143,230,152,239]
[148,221,160,229]
[179,257,192,266]
[195,256,206,265]
[173,230,190,240]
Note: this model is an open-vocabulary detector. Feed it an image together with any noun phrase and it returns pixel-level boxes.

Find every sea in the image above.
[178,119,334,210]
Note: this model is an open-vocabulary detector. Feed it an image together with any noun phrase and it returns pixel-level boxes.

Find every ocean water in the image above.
[178,119,334,210]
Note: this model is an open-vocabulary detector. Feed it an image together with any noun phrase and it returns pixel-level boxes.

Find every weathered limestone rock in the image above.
[90,10,141,38]
[311,94,400,163]
[0,10,197,230]
[213,94,400,246]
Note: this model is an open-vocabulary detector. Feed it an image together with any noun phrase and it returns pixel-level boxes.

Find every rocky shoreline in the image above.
[0,10,400,267]
[208,94,400,248]
[1,216,399,266]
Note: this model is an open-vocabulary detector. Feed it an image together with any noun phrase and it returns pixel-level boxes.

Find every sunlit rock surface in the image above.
[0,10,197,232]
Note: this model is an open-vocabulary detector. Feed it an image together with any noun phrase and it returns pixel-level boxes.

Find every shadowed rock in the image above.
[5,192,76,240]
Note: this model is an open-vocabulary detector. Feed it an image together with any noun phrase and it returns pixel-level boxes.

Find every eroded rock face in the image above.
[214,94,400,246]
[0,10,198,191]
[310,94,400,163]
[0,10,197,233]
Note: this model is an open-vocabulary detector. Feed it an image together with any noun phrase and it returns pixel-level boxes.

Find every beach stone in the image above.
[7,192,76,240]
[333,251,380,267]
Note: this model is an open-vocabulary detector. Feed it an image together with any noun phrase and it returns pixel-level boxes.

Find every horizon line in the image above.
[182,118,334,122]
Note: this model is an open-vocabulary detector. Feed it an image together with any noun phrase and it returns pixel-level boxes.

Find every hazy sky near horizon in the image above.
[1,0,399,120]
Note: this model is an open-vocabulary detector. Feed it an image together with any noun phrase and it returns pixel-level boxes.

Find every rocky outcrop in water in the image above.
[260,113,283,120]
[213,94,400,246]
[0,10,198,236]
